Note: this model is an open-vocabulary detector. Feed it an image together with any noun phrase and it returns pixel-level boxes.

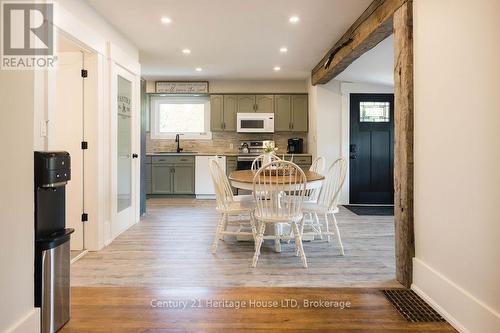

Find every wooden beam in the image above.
[311,0,407,85]
[393,0,414,288]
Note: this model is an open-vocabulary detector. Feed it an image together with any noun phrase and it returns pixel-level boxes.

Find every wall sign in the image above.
[155,81,209,94]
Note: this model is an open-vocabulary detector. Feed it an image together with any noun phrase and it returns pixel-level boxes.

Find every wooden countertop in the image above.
[229,170,324,184]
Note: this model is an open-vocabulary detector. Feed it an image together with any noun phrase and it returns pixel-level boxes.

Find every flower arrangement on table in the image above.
[263,142,278,154]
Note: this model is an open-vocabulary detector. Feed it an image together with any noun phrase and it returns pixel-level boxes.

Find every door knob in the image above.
[132,153,138,158]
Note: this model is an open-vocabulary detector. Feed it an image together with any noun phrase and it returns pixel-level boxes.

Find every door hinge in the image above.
[81,141,88,150]
[81,69,88,78]
[81,213,88,222]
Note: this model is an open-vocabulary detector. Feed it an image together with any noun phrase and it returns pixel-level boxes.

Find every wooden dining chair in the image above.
[251,153,281,171]
[251,160,308,268]
[209,159,256,254]
[301,157,347,255]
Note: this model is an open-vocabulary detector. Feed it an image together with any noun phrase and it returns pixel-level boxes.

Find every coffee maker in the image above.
[287,138,304,154]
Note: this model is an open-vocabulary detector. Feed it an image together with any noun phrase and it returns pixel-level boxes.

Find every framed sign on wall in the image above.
[155,81,209,94]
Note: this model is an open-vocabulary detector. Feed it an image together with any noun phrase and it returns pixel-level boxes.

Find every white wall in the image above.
[55,0,138,58]
[0,72,40,333]
[412,0,500,332]
[146,79,308,94]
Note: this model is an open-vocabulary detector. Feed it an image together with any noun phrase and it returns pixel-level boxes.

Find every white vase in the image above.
[263,153,273,165]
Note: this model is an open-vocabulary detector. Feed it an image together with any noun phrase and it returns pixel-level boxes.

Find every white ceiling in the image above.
[85,0,373,80]
[335,35,394,86]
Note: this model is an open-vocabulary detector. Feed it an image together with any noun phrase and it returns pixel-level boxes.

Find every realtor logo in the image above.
[1,2,56,69]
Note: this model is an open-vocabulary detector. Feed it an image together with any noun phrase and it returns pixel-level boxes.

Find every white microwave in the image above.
[237,113,274,133]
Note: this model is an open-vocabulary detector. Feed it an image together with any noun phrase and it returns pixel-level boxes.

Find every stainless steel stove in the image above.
[237,140,275,170]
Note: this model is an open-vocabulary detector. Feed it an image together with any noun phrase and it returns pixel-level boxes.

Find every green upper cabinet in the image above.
[237,95,256,113]
[273,94,308,132]
[291,95,308,132]
[274,95,292,131]
[211,93,308,133]
[223,95,238,131]
[210,95,224,132]
[255,95,274,113]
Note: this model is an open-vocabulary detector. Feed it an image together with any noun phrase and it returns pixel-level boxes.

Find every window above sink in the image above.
[150,96,212,140]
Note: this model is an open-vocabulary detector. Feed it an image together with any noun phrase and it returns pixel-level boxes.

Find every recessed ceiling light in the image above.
[289,16,299,23]
[182,49,191,54]
[273,66,281,71]
[195,67,202,72]
[160,17,171,24]
[280,47,288,53]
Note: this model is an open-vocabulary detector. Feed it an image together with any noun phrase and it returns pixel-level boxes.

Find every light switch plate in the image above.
[40,120,48,137]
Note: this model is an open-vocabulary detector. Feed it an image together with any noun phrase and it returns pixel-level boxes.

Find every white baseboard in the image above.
[195,194,216,200]
[412,258,500,333]
[5,308,40,333]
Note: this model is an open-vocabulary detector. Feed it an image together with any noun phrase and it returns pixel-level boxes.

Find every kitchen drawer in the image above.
[152,155,195,164]
[284,155,311,165]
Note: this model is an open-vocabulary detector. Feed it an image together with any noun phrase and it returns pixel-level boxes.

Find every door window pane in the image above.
[359,101,390,122]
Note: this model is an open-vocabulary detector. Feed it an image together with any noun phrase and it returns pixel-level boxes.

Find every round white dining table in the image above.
[228,170,324,252]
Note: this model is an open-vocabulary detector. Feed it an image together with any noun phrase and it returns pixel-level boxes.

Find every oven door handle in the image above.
[237,157,256,162]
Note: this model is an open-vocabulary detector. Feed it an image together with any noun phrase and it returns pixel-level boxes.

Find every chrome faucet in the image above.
[175,134,183,153]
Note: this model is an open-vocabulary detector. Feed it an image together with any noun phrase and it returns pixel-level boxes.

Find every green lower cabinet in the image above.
[172,165,195,194]
[151,156,195,195]
[151,164,174,194]
[145,162,152,195]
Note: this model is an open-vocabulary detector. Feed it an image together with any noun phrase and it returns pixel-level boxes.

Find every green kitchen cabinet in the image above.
[237,95,256,113]
[291,95,308,132]
[151,156,195,195]
[223,95,238,131]
[145,157,152,195]
[255,95,274,113]
[151,164,174,194]
[210,94,238,131]
[210,95,224,131]
[283,155,312,170]
[274,95,292,131]
[273,94,308,132]
[172,165,195,194]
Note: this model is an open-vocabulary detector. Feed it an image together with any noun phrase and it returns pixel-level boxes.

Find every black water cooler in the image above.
[34,152,74,333]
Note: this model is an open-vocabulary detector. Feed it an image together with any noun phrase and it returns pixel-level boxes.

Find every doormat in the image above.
[344,205,394,216]
[382,289,446,323]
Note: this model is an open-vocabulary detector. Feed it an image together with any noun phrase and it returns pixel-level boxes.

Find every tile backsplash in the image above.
[146,132,307,154]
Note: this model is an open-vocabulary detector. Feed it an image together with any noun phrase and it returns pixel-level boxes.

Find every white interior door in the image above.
[111,64,139,239]
[49,51,84,250]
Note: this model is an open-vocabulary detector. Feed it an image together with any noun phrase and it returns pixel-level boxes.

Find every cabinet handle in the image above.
[291,123,294,129]
[180,158,188,161]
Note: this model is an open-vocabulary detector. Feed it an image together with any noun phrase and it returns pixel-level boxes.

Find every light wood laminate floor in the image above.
[61,287,456,332]
[71,198,399,288]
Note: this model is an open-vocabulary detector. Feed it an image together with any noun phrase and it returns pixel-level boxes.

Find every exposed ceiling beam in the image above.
[311,0,407,85]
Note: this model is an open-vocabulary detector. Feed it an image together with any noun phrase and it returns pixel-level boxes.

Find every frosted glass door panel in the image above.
[117,75,132,212]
